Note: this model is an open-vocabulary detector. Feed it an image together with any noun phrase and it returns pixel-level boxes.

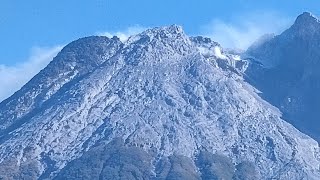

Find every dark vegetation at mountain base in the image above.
[54,139,259,180]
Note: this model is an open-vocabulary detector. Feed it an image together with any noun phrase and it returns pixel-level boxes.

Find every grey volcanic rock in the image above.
[0,36,122,137]
[246,12,320,141]
[0,25,319,179]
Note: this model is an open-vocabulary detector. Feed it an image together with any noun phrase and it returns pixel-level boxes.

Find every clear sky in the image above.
[1,0,320,65]
[0,0,320,101]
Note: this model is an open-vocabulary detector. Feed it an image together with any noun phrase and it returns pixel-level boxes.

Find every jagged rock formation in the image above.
[0,23,319,179]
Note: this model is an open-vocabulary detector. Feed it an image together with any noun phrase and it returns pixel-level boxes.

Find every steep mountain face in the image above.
[246,12,320,141]
[0,25,319,179]
[0,36,122,137]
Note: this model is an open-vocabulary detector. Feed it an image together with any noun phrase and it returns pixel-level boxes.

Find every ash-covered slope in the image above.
[246,12,320,141]
[0,36,122,137]
[0,25,319,179]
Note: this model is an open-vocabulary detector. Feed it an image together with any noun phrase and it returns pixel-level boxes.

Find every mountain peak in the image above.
[163,24,184,34]
[139,25,185,39]
[297,12,317,20]
[128,25,185,41]
[124,25,192,59]
[294,12,320,28]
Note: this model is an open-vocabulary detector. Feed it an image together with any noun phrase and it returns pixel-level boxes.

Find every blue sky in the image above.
[1,0,320,65]
[0,0,320,101]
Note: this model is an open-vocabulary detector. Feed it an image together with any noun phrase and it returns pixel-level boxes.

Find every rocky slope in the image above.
[246,12,320,141]
[0,24,319,179]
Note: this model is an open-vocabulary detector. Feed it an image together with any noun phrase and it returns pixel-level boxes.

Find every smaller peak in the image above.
[294,12,319,26]
[65,36,120,49]
[55,35,122,66]
[299,12,315,18]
